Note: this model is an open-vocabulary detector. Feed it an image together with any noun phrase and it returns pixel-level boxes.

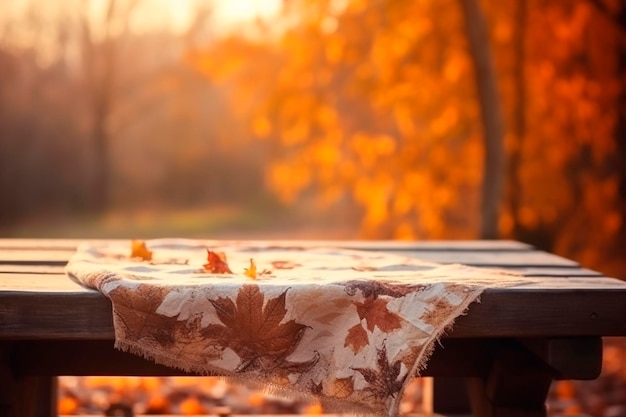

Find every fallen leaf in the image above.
[244,258,257,279]
[130,240,153,261]
[203,250,233,274]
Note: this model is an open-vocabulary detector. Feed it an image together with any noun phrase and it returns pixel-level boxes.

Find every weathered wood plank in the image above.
[521,337,602,380]
[0,265,67,274]
[504,267,601,277]
[396,250,579,267]
[0,274,89,292]
[9,338,595,379]
[0,250,73,265]
[0,264,603,277]
[2,275,625,339]
[0,248,578,268]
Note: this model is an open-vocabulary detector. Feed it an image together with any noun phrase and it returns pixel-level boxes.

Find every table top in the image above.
[1,238,626,341]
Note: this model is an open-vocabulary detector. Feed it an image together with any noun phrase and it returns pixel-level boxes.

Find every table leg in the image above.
[0,343,56,417]
[433,377,470,414]
[466,340,553,417]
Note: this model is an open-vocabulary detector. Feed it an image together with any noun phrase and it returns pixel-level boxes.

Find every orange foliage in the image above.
[203,250,233,274]
[130,240,153,261]
[179,396,206,415]
[488,0,625,277]
[244,258,257,279]
[303,400,324,415]
[192,0,625,278]
[57,396,79,414]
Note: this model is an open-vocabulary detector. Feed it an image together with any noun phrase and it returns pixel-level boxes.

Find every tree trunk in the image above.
[509,0,526,237]
[459,0,506,239]
[82,0,118,213]
[614,11,626,276]
[91,95,112,212]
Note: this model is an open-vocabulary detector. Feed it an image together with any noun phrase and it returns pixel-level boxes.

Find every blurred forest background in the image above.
[0,0,625,281]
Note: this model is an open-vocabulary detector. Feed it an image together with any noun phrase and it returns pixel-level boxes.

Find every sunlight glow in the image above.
[142,0,282,34]
[214,0,281,25]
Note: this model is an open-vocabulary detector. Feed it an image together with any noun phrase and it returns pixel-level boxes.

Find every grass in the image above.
[5,204,358,239]
[6,206,278,239]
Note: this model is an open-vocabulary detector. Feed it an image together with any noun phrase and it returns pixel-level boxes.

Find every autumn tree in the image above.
[490,0,625,277]
[459,0,506,239]
[199,0,497,239]
[196,0,625,277]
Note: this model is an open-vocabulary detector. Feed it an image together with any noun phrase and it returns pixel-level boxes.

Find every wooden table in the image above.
[1,239,625,417]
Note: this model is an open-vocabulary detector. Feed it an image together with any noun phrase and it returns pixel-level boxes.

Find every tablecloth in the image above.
[66,239,526,417]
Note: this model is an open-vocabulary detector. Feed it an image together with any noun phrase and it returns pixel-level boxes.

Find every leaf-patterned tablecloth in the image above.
[66,239,525,417]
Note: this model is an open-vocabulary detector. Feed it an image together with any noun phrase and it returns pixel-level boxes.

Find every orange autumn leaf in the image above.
[57,396,79,415]
[344,323,369,353]
[179,396,206,415]
[203,250,233,274]
[203,285,318,373]
[244,258,257,279]
[354,297,402,333]
[130,240,153,261]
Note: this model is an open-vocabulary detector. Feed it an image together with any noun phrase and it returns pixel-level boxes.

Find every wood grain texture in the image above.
[396,250,579,267]
[2,278,625,340]
[9,338,595,379]
[0,264,603,277]
[9,338,490,377]
[0,247,579,268]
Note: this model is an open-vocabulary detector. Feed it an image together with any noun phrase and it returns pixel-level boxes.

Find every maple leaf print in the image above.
[345,323,369,353]
[352,344,404,400]
[420,295,458,325]
[310,381,324,396]
[204,284,317,373]
[109,284,182,347]
[354,296,402,333]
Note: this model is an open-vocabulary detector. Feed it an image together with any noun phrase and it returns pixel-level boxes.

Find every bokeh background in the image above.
[1,0,625,415]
